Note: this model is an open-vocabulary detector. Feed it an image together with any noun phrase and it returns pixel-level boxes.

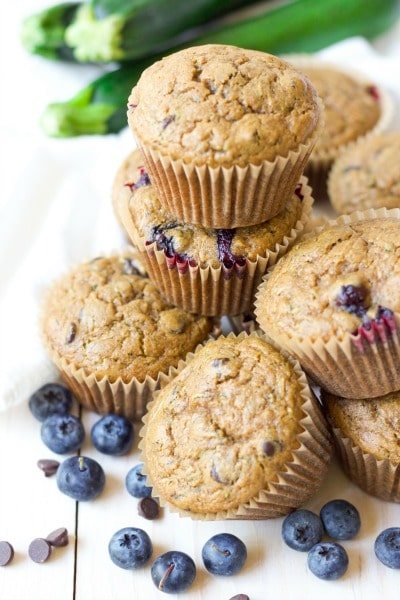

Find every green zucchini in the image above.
[40,0,400,137]
[22,0,261,63]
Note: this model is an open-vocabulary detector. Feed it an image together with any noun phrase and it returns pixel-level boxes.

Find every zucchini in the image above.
[21,2,81,61]
[22,0,261,64]
[40,0,400,137]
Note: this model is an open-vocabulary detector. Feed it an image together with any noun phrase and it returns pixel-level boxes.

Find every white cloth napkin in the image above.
[1,4,399,410]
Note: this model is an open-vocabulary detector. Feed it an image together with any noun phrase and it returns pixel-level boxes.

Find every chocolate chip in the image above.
[137,497,160,520]
[37,459,60,477]
[65,322,77,344]
[28,538,52,563]
[46,527,69,547]
[0,541,14,566]
[229,595,250,600]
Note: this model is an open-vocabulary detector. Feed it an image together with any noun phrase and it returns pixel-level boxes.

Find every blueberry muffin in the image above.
[322,390,400,502]
[40,249,213,419]
[127,43,322,227]
[285,56,392,200]
[255,210,400,399]
[328,131,400,214]
[140,333,332,519]
[117,150,313,316]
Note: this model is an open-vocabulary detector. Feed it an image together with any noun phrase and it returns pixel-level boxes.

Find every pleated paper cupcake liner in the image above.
[119,177,313,317]
[134,104,323,229]
[255,207,400,399]
[138,331,332,521]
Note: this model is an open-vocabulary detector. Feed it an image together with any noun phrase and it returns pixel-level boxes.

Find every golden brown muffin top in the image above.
[41,251,212,383]
[117,150,304,267]
[323,390,400,462]
[256,217,400,343]
[329,132,400,214]
[143,334,306,514]
[298,66,381,157]
[128,44,321,167]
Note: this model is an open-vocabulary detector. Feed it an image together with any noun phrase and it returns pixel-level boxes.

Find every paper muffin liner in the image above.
[255,207,400,399]
[134,104,322,229]
[119,177,313,317]
[328,424,400,503]
[138,331,332,521]
[43,347,175,421]
[283,55,394,201]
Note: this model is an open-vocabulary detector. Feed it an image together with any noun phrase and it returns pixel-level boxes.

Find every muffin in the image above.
[117,149,313,316]
[127,43,322,228]
[328,131,400,214]
[40,249,213,420]
[285,56,392,200]
[140,332,332,520]
[322,390,400,502]
[255,208,400,399]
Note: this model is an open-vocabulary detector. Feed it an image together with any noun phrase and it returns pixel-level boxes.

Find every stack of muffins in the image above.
[116,43,323,317]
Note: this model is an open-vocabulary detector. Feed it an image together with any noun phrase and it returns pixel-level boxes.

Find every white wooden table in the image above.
[1,391,400,600]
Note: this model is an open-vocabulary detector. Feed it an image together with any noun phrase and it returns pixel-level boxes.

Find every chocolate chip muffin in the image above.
[328,131,400,214]
[40,249,213,419]
[322,390,400,502]
[116,149,313,316]
[127,43,322,227]
[140,333,332,519]
[255,210,400,399]
[285,56,392,200]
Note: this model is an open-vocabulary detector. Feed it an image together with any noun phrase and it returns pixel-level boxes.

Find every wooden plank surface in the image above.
[1,392,400,600]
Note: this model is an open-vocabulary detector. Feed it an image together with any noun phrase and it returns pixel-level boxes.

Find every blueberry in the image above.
[91,414,134,456]
[125,463,152,498]
[41,414,85,454]
[56,455,105,501]
[108,527,153,569]
[320,499,361,541]
[374,527,400,569]
[151,551,196,594]
[282,509,324,552]
[307,542,349,580]
[335,284,367,316]
[29,383,72,422]
[202,533,247,576]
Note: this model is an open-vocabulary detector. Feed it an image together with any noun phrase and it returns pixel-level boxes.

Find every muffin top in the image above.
[128,44,321,167]
[116,150,305,268]
[255,216,400,344]
[296,66,381,158]
[328,132,400,214]
[323,390,400,462]
[143,334,306,514]
[41,251,212,382]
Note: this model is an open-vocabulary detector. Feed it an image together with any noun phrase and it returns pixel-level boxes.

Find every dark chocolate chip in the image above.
[229,595,250,600]
[46,527,69,547]
[0,541,14,566]
[65,322,77,344]
[37,459,60,477]
[137,497,160,520]
[28,538,52,563]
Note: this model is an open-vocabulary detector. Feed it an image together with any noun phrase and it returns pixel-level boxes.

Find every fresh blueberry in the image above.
[374,527,400,569]
[91,414,134,456]
[282,509,324,552]
[29,383,72,422]
[151,550,196,593]
[41,414,85,454]
[307,541,349,580]
[335,284,367,316]
[108,527,153,569]
[56,455,105,501]
[320,499,361,541]
[202,533,247,576]
[125,463,152,498]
